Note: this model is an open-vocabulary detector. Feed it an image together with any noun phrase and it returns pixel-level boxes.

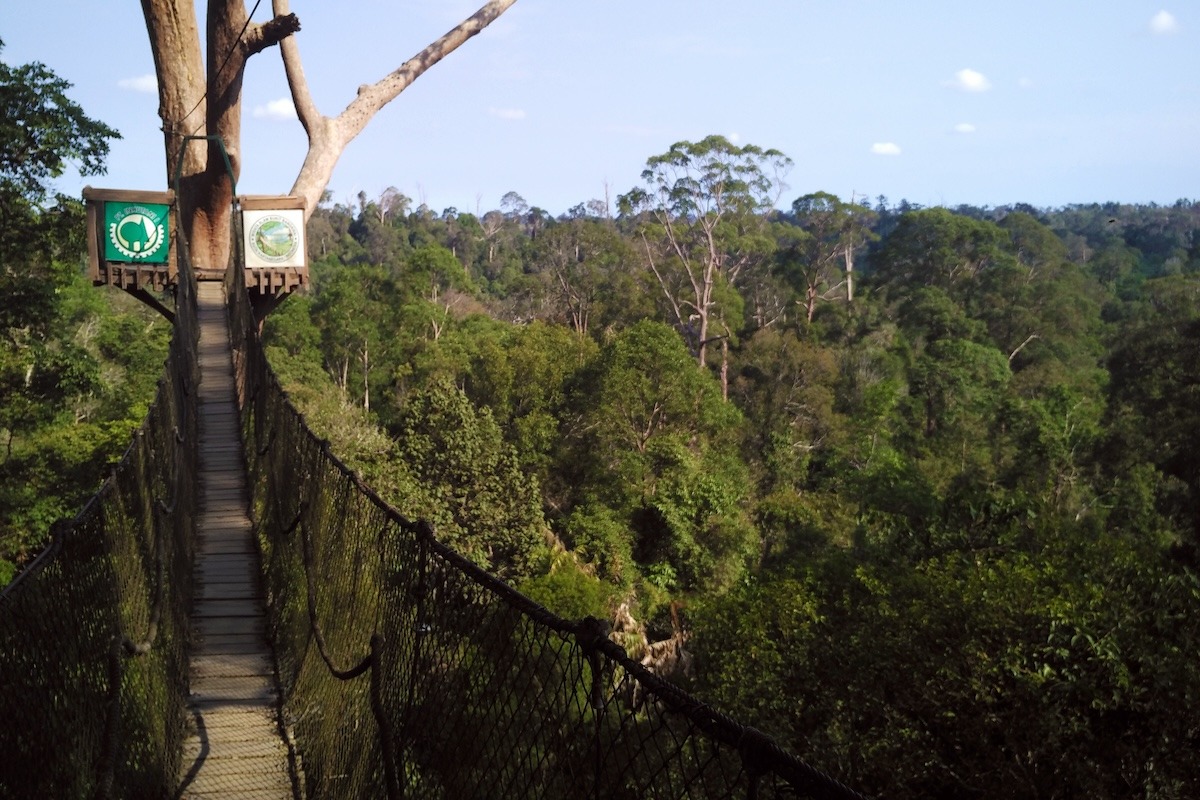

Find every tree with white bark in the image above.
[139,0,518,274]
[618,135,790,394]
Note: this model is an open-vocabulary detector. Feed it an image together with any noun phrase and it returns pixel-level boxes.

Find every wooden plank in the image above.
[192,598,263,618]
[183,738,289,761]
[190,670,276,694]
[82,186,175,204]
[195,582,258,602]
[193,616,266,638]
[197,538,256,556]
[188,705,279,730]
[192,632,267,651]
[191,652,274,678]
[179,772,293,798]
[194,568,258,587]
[183,283,293,798]
[239,194,306,211]
[197,515,253,528]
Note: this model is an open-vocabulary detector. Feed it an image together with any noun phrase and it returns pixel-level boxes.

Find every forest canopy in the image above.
[259,139,1200,797]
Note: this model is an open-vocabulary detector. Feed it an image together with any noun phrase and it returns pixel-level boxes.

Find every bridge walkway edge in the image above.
[176,281,297,799]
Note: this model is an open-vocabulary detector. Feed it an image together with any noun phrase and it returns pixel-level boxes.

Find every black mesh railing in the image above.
[0,253,199,799]
[227,249,866,800]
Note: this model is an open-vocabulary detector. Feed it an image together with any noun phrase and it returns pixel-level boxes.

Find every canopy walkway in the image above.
[177,282,294,797]
[0,231,867,798]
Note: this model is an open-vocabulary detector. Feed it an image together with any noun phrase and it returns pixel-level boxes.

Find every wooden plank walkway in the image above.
[177,282,296,799]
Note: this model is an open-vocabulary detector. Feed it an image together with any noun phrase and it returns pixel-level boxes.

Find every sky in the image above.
[2,1,1198,216]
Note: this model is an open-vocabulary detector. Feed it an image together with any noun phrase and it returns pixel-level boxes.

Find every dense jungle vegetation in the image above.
[258,138,1200,798]
[3,56,1198,793]
[0,41,170,586]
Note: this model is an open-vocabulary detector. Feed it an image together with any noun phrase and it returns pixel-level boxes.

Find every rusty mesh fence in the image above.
[0,260,199,798]
[228,260,866,800]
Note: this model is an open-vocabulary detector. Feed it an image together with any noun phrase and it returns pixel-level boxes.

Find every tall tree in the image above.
[140,0,518,273]
[780,192,877,322]
[618,135,791,373]
[872,207,1009,296]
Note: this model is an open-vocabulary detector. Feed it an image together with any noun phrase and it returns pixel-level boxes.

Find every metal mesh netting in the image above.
[0,262,199,798]
[228,258,866,800]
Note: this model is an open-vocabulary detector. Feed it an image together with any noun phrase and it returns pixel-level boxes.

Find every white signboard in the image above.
[243,208,306,269]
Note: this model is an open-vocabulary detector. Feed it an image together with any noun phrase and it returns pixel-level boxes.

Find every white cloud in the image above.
[489,107,527,121]
[1018,77,1035,89]
[727,132,742,143]
[955,123,976,134]
[1150,10,1179,34]
[946,68,991,92]
[871,142,902,156]
[118,75,157,94]
[252,98,296,120]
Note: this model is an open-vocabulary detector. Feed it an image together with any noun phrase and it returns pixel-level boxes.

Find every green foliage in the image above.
[694,534,1200,799]
[0,46,143,578]
[393,379,545,579]
[517,550,617,621]
[871,207,1010,295]
[562,321,753,591]
[265,165,1200,796]
[0,40,120,201]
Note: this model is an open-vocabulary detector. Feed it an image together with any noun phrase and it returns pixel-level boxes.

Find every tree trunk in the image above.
[361,342,370,412]
[844,245,855,302]
[140,0,518,275]
[720,337,729,401]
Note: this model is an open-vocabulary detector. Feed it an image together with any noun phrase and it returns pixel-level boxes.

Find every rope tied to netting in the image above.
[154,427,185,517]
[282,502,305,537]
[392,518,433,792]
[257,424,275,456]
[369,632,402,800]
[92,636,125,800]
[99,423,175,799]
[298,512,373,680]
[575,615,614,714]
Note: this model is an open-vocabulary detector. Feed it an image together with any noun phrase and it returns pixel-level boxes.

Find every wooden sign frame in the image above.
[238,195,308,295]
[83,187,178,293]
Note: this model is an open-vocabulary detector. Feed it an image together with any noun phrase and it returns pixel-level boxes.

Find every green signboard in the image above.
[104,201,170,264]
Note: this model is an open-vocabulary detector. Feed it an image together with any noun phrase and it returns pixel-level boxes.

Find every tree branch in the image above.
[282,0,519,217]
[274,0,323,138]
[244,13,300,57]
[1008,333,1040,364]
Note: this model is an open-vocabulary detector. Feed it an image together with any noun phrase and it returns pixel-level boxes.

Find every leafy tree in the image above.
[779,192,877,322]
[0,43,143,580]
[618,135,790,376]
[563,321,753,590]
[527,218,647,335]
[1103,275,1200,555]
[729,327,841,493]
[310,264,396,409]
[693,535,1200,799]
[0,41,119,203]
[393,379,545,579]
[871,207,1009,297]
[463,321,597,504]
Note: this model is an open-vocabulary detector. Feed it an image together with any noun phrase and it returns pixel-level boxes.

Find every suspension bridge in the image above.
[0,223,867,798]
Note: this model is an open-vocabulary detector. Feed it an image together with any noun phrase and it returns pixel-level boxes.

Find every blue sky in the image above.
[2,2,1197,215]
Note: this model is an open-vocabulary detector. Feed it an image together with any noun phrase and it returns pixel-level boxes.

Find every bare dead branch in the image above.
[1008,334,1040,364]
[279,0,518,217]
[245,13,300,57]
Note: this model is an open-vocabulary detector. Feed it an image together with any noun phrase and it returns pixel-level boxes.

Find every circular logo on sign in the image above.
[249,214,300,264]
[108,207,167,260]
